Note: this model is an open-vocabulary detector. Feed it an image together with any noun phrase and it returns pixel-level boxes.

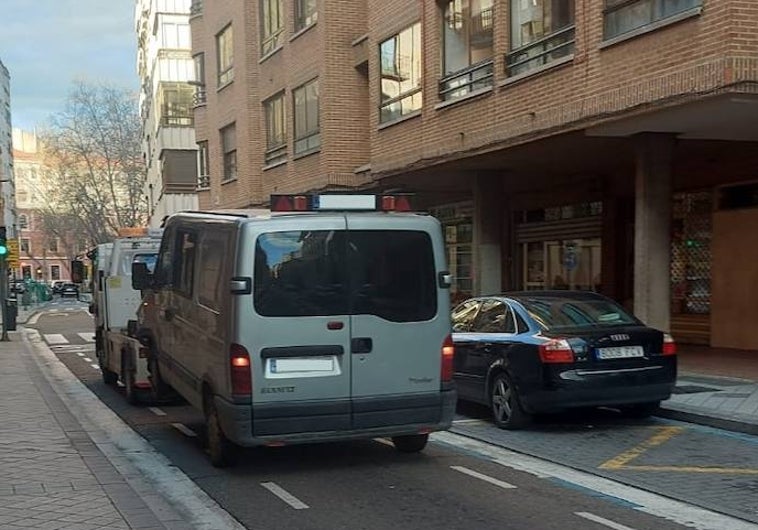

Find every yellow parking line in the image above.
[600,426,684,470]
[600,426,758,474]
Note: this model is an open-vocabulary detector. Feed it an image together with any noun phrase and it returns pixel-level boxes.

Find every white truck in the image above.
[92,230,162,404]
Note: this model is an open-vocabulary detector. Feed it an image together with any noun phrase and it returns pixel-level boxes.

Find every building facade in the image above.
[0,59,17,238]
[11,129,79,282]
[136,0,199,228]
[189,0,758,351]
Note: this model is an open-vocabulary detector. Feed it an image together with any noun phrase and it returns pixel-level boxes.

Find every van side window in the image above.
[154,228,175,287]
[175,229,197,297]
[254,230,348,316]
[197,231,226,310]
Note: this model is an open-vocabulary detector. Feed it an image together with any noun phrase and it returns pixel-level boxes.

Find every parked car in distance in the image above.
[10,280,26,294]
[451,291,677,429]
[60,282,79,298]
[51,280,67,294]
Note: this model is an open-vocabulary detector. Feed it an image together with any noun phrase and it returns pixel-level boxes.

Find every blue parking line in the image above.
[546,477,642,509]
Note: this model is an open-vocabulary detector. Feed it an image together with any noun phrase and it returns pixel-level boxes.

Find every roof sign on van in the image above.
[271,193,413,213]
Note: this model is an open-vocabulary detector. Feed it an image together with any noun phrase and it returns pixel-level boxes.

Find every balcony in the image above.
[506,25,575,77]
[197,174,210,190]
[439,60,494,101]
[193,87,207,107]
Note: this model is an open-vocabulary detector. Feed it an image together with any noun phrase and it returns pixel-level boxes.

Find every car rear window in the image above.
[520,296,638,331]
[254,229,436,322]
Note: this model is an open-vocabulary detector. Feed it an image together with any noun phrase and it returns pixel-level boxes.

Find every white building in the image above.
[135,0,198,228]
[0,59,17,237]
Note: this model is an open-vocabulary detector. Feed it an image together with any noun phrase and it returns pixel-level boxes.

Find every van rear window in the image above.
[254,230,436,322]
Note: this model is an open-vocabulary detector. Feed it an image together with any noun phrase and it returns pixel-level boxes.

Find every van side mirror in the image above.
[438,271,452,289]
[132,262,152,290]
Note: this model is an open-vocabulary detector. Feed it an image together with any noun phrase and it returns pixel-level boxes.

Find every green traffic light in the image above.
[0,246,7,256]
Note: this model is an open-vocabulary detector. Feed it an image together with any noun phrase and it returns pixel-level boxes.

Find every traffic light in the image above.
[0,226,7,257]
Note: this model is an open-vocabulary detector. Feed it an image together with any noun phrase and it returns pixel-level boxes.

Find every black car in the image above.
[451,291,677,429]
[60,283,79,298]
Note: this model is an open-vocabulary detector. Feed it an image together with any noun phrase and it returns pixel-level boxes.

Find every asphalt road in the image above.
[25,303,758,530]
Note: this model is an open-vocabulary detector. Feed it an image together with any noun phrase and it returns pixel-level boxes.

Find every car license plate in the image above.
[596,346,644,360]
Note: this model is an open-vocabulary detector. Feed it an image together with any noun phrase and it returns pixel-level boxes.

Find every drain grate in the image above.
[673,385,722,394]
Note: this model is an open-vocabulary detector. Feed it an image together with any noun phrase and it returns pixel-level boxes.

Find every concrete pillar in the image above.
[473,174,502,295]
[633,134,675,331]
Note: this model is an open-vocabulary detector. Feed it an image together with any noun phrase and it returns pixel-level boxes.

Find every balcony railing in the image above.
[197,174,210,190]
[265,144,287,166]
[161,115,194,127]
[193,87,207,107]
[190,0,203,16]
[506,25,575,77]
[439,59,494,101]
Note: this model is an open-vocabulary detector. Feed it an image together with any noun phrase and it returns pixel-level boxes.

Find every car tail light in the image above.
[230,343,252,396]
[662,333,677,356]
[539,339,574,363]
[441,334,455,383]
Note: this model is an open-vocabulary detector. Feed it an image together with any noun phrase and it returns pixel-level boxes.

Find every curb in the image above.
[656,404,758,436]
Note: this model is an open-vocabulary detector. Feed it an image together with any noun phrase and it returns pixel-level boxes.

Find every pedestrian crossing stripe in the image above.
[77,332,95,342]
[43,334,68,344]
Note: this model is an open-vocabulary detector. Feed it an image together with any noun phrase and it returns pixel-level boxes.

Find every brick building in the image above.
[189,0,758,350]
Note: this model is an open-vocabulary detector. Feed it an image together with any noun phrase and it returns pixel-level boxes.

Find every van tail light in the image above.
[539,339,574,363]
[230,343,252,396]
[662,333,677,356]
[441,334,455,383]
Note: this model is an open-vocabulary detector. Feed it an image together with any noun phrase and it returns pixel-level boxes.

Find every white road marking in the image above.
[171,423,198,438]
[433,431,758,530]
[148,407,167,416]
[90,364,100,370]
[83,357,92,362]
[43,334,68,345]
[450,465,517,489]
[260,482,309,510]
[78,332,95,342]
[77,353,85,357]
[65,307,75,312]
[453,418,487,425]
[575,512,637,530]
[117,381,125,388]
[27,312,42,325]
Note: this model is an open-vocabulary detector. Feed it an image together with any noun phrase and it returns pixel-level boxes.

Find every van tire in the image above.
[490,372,531,430]
[206,398,235,467]
[621,401,660,419]
[147,353,169,401]
[392,433,429,453]
[100,359,118,385]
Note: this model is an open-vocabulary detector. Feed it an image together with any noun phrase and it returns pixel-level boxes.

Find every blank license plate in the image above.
[596,346,644,360]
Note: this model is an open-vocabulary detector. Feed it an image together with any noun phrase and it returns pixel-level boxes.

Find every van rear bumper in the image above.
[215,389,456,447]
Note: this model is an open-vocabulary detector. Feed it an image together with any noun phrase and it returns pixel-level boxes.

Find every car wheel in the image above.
[621,401,660,419]
[206,397,235,467]
[392,433,429,453]
[490,372,531,430]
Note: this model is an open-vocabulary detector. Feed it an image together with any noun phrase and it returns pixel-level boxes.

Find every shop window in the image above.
[671,191,712,315]
[522,239,601,292]
[431,202,473,304]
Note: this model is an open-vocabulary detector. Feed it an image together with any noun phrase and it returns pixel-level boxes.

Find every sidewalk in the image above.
[1,307,245,530]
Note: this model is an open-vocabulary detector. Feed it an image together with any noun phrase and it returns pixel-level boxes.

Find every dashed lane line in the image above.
[260,482,309,510]
[90,364,100,370]
[450,465,517,489]
[83,357,92,362]
[575,512,637,530]
[77,353,85,357]
[171,423,198,438]
[149,407,167,417]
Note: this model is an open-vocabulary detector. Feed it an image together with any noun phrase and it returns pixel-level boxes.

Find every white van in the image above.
[133,194,456,466]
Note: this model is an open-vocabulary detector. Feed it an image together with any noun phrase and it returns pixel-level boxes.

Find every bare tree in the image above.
[37,81,147,245]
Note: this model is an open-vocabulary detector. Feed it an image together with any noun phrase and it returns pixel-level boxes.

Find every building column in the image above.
[633,134,675,331]
[473,174,502,296]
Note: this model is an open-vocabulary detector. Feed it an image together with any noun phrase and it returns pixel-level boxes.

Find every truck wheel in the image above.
[206,398,235,467]
[392,433,429,453]
[122,356,139,405]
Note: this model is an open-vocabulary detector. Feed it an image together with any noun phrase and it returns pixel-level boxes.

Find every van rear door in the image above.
[346,215,450,429]
[247,215,353,436]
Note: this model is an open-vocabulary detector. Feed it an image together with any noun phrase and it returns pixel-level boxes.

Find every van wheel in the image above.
[490,373,531,430]
[147,354,168,401]
[392,433,429,453]
[206,398,235,467]
[100,358,118,385]
[121,356,139,405]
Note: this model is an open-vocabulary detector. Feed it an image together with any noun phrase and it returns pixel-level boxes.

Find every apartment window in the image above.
[18,214,28,229]
[293,80,320,155]
[379,23,422,123]
[295,0,318,31]
[193,53,207,105]
[21,238,30,253]
[264,92,287,165]
[506,0,575,76]
[261,0,284,56]
[50,265,61,281]
[48,239,59,253]
[440,0,495,101]
[197,141,210,189]
[220,123,237,182]
[161,21,191,49]
[604,0,701,39]
[160,84,194,127]
[216,24,234,86]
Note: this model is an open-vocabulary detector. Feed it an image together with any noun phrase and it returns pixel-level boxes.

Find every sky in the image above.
[0,0,138,131]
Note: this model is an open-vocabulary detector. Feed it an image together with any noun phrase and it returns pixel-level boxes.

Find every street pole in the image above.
[1,257,9,341]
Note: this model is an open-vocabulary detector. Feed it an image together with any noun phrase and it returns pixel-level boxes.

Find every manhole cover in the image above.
[673,385,721,394]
